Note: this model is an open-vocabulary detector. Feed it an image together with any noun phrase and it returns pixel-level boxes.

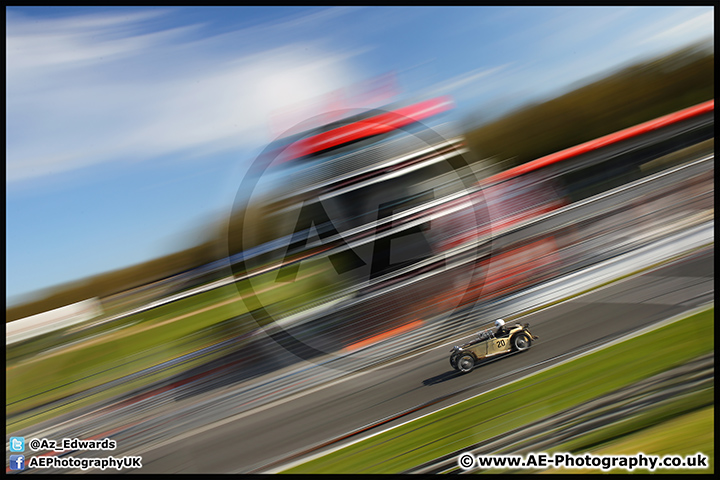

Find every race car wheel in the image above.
[512,333,531,351]
[457,354,475,373]
[450,355,458,370]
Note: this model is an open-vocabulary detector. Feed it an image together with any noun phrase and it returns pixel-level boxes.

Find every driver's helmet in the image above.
[494,319,505,329]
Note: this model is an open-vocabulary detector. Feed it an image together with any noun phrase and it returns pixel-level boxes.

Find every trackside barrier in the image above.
[7,158,712,419]
[6,299,102,345]
[7,101,713,344]
[264,155,713,353]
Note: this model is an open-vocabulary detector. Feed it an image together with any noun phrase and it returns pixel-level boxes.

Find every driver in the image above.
[494,318,508,337]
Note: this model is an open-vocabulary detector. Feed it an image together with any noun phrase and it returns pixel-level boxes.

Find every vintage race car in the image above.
[449,322,538,373]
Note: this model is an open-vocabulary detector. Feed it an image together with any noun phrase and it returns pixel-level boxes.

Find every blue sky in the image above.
[6,6,714,305]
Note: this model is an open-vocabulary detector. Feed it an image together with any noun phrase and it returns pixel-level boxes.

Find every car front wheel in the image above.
[457,354,475,373]
[512,333,531,351]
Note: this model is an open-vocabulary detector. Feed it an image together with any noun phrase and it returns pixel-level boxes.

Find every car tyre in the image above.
[512,333,531,351]
[450,355,458,370]
[457,354,475,373]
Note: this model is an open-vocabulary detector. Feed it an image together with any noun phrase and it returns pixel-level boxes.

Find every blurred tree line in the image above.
[7,42,713,322]
[465,42,713,168]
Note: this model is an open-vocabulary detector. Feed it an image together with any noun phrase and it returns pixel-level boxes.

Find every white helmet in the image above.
[494,319,505,329]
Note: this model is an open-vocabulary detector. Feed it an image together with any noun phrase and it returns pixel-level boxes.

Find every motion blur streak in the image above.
[490,99,714,183]
[6,98,714,474]
[224,98,712,359]
[281,96,454,162]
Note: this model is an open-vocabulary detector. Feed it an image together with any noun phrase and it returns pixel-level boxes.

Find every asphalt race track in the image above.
[116,246,712,474]
[8,111,713,475]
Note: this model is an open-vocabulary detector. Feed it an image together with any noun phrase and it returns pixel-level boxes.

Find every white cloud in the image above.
[6,9,361,183]
[6,9,173,74]
[639,10,713,46]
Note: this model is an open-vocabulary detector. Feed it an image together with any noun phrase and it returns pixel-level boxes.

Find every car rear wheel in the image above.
[450,355,458,370]
[512,333,531,351]
[457,354,475,373]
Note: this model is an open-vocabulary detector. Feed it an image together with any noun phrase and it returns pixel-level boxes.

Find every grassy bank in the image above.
[286,307,714,474]
[6,259,337,428]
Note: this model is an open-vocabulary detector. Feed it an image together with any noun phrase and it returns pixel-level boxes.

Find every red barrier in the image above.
[281,96,454,162]
[485,99,715,185]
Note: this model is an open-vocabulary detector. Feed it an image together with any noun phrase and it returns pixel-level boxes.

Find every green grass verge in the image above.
[550,386,713,456]
[6,338,225,432]
[284,307,714,474]
[489,385,714,474]
[543,406,714,474]
[6,259,339,422]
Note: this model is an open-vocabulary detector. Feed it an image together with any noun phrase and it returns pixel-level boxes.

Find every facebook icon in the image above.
[10,455,25,470]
